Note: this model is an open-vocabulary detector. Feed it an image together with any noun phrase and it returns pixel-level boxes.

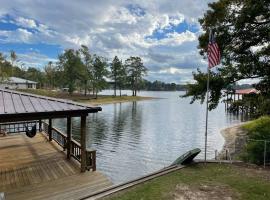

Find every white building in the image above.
[0,77,37,89]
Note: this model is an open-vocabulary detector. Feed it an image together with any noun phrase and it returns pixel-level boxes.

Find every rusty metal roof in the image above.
[235,88,259,95]
[0,89,101,122]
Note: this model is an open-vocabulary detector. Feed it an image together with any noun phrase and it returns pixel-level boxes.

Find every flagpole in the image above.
[204,68,210,163]
[204,29,212,163]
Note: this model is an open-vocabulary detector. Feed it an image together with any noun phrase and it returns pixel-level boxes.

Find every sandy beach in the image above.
[219,122,249,159]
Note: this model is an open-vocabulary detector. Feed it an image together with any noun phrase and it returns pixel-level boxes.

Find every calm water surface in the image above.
[54,90,246,184]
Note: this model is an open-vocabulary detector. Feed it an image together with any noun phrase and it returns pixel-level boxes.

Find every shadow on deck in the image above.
[0,133,112,200]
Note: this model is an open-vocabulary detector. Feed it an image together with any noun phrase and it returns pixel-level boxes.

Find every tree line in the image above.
[141,80,187,91]
[0,46,149,97]
[0,47,187,97]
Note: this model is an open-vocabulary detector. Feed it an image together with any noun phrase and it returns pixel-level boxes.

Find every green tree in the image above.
[125,56,147,96]
[58,49,85,94]
[92,56,109,98]
[25,67,45,88]
[0,53,6,82]
[0,53,12,82]
[79,45,93,96]
[110,56,123,96]
[118,60,127,96]
[44,61,56,89]
[10,50,17,76]
[184,0,270,111]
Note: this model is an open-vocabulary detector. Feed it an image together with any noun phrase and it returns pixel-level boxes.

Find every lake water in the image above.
[53,90,246,184]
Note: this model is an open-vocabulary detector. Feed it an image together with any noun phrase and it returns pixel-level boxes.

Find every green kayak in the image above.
[171,148,201,166]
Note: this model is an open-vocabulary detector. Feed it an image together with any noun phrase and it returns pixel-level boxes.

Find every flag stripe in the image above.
[208,32,221,68]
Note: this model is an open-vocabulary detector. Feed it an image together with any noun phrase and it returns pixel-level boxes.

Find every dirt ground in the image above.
[173,183,236,200]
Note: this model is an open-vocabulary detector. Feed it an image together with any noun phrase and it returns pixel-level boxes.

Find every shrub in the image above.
[241,116,270,165]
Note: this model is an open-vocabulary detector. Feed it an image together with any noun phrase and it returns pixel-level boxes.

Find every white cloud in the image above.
[151,31,197,46]
[0,28,33,43]
[158,67,193,75]
[17,52,57,69]
[15,16,37,28]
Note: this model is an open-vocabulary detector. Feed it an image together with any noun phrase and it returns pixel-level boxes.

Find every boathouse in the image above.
[0,88,112,199]
[225,88,260,114]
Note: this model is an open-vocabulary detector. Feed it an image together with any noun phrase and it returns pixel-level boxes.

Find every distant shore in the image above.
[78,96,158,106]
[220,122,249,159]
[17,89,158,106]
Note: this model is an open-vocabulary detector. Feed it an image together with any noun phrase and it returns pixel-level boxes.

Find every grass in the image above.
[242,116,270,136]
[17,89,155,105]
[103,163,270,200]
[77,95,154,105]
[240,116,270,164]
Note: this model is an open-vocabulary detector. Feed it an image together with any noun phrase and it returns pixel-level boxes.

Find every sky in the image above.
[0,0,214,84]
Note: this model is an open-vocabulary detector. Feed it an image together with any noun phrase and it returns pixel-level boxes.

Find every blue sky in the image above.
[0,0,212,83]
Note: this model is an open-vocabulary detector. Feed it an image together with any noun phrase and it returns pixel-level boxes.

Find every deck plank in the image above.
[0,133,112,199]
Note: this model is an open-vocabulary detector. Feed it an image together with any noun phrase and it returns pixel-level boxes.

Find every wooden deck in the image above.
[0,133,112,200]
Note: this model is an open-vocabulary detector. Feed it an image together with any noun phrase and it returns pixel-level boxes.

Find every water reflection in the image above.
[53,91,245,184]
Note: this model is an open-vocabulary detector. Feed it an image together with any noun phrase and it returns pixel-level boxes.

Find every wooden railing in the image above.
[0,121,40,134]
[71,139,82,162]
[42,121,96,171]
[43,122,67,150]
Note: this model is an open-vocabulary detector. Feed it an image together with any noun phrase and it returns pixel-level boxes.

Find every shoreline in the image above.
[219,122,249,159]
[78,96,159,106]
[17,89,160,106]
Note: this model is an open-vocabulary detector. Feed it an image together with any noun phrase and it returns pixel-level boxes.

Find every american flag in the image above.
[208,31,221,68]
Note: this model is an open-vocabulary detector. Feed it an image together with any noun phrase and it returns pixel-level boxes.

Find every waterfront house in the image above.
[0,77,37,90]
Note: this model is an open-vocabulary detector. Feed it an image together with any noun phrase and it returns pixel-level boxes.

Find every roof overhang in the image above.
[0,89,102,123]
[0,108,101,123]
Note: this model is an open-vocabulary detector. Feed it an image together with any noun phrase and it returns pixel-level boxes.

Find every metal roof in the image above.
[8,77,37,84]
[235,88,259,95]
[0,89,102,122]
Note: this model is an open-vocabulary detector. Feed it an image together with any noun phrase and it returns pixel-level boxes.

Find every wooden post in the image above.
[48,119,52,141]
[67,117,72,159]
[92,150,96,171]
[80,115,87,172]
[39,119,42,132]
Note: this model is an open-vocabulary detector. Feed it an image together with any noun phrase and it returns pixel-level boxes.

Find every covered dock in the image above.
[0,89,112,199]
[224,88,260,114]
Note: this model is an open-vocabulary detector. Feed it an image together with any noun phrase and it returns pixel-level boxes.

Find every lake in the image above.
[53,90,246,184]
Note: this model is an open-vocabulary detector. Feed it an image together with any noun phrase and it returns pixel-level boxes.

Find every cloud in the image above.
[15,16,37,29]
[0,28,33,43]
[17,52,57,68]
[0,0,214,83]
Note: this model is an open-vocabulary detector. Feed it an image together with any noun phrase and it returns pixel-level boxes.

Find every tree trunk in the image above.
[120,87,122,97]
[84,80,87,96]
[134,79,137,96]
[114,79,117,97]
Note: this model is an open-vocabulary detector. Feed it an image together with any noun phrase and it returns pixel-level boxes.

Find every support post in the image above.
[48,119,52,141]
[39,119,42,132]
[67,117,72,159]
[92,150,96,171]
[80,115,87,172]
